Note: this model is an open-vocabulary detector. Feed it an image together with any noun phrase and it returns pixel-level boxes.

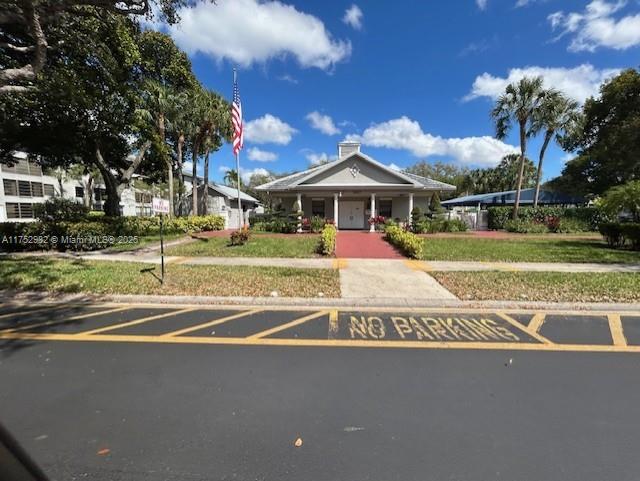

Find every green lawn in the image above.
[0,258,339,297]
[422,237,640,263]
[105,233,187,252]
[165,234,321,258]
[432,271,640,302]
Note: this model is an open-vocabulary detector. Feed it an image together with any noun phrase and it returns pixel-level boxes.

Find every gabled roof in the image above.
[256,152,456,191]
[208,183,259,203]
[441,188,585,206]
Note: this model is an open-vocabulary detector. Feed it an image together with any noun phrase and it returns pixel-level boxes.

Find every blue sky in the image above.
[151,0,640,184]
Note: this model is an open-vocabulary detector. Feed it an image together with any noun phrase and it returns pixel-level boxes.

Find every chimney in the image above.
[338,141,360,158]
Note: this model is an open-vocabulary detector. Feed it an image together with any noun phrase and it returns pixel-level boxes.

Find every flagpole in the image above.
[234,68,243,229]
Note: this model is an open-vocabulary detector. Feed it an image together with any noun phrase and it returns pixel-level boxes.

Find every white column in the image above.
[369,193,376,232]
[296,193,302,233]
[408,193,414,219]
[333,193,339,231]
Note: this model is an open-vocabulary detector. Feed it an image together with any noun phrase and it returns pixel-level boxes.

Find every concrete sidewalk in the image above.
[21,251,640,273]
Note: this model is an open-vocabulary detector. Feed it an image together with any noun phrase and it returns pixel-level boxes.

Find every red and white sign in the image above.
[152,197,170,214]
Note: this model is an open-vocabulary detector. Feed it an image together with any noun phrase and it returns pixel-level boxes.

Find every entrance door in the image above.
[339,201,364,229]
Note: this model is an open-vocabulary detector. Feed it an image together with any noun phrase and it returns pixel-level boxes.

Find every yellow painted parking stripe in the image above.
[248,311,328,339]
[78,308,195,335]
[329,309,339,338]
[161,309,261,337]
[332,258,348,269]
[0,303,70,322]
[496,311,553,344]
[2,331,640,353]
[0,307,130,334]
[607,314,627,347]
[528,313,546,333]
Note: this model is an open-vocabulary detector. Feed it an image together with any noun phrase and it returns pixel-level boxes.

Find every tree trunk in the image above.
[95,149,120,217]
[534,130,553,208]
[0,0,48,94]
[176,132,184,215]
[201,148,210,214]
[83,173,94,209]
[512,121,527,220]
[158,113,174,218]
[192,137,199,216]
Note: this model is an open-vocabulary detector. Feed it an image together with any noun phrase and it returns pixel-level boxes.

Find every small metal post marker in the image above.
[160,213,165,284]
[152,197,170,285]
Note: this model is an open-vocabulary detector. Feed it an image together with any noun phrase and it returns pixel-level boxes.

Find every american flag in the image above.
[231,73,243,156]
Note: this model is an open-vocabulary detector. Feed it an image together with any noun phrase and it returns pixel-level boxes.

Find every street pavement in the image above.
[1,302,640,480]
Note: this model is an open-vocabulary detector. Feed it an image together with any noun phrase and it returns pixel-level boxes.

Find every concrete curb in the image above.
[1,289,639,312]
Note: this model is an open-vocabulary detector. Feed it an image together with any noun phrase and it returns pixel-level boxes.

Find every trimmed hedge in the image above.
[488,206,607,231]
[0,214,225,252]
[504,219,548,234]
[319,224,337,256]
[384,225,423,259]
[414,218,468,234]
[599,222,640,250]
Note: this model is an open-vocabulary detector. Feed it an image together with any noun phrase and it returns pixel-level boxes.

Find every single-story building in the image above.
[181,173,260,229]
[255,142,456,231]
[441,188,586,209]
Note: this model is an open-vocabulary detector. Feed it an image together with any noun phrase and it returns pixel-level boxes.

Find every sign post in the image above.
[152,198,170,284]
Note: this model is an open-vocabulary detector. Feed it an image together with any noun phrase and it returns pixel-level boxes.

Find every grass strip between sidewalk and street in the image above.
[165,235,321,258]
[421,237,640,263]
[0,258,340,298]
[431,271,640,303]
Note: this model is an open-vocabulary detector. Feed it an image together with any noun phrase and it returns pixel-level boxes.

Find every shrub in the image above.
[229,227,250,246]
[56,221,112,251]
[504,219,548,234]
[552,217,590,234]
[443,219,468,232]
[620,223,640,250]
[601,180,640,222]
[410,207,422,231]
[310,216,326,233]
[599,222,625,247]
[384,225,423,259]
[488,206,605,231]
[319,224,337,256]
[34,198,89,222]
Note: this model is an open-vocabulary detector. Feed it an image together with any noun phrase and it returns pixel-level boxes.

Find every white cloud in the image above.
[346,116,518,167]
[388,163,402,171]
[244,114,298,145]
[305,151,337,166]
[343,4,363,30]
[240,167,271,183]
[476,0,488,10]
[305,111,341,135]
[278,74,298,84]
[182,160,204,175]
[548,0,640,52]
[247,147,277,162]
[218,165,231,173]
[464,64,620,103]
[163,0,351,70]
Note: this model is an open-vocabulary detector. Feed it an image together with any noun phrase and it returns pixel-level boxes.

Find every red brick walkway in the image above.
[335,231,404,259]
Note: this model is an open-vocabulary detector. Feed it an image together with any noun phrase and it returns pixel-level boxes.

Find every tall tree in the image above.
[551,68,640,196]
[138,81,187,216]
[0,0,209,94]
[530,90,580,207]
[224,169,240,188]
[491,76,546,219]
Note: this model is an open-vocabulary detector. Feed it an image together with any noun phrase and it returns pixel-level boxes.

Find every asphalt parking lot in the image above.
[1,302,639,352]
[2,302,640,481]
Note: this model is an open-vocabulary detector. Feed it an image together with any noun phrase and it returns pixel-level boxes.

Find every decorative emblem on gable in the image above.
[349,164,360,178]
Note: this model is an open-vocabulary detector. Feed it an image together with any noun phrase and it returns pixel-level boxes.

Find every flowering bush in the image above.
[384,225,423,259]
[229,227,251,246]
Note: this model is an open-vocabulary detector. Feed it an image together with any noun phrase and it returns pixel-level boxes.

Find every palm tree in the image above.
[139,81,186,217]
[530,91,580,207]
[189,89,230,215]
[224,168,241,188]
[491,76,546,219]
